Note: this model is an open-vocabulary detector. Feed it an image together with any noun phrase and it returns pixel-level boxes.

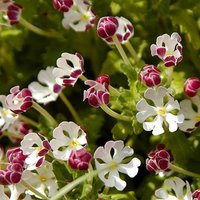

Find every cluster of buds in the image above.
[6,86,32,114]
[139,65,161,87]
[150,32,183,67]
[146,144,173,174]
[0,0,22,25]
[193,189,200,200]
[184,77,200,97]
[68,148,92,170]
[52,0,96,32]
[83,74,110,108]
[0,147,26,185]
[97,16,134,44]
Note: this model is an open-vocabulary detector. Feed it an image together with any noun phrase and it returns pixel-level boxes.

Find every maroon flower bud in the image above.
[97,16,119,39]
[140,65,161,87]
[83,75,110,108]
[146,144,173,174]
[96,74,110,90]
[193,189,200,200]
[7,3,22,25]
[52,0,73,12]
[68,148,92,170]
[184,77,200,97]
[6,86,33,114]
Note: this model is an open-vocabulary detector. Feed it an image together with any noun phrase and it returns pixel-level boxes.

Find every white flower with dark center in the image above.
[62,0,96,32]
[178,96,200,133]
[50,121,87,160]
[155,177,192,200]
[0,95,18,131]
[53,52,84,87]
[94,140,141,191]
[28,67,62,105]
[21,133,51,170]
[136,86,184,135]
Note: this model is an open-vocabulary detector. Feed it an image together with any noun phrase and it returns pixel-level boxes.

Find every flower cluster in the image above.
[1,1,200,199]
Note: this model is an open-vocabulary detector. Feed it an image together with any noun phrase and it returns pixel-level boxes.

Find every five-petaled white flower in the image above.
[150,32,183,67]
[136,86,184,135]
[21,132,51,170]
[94,140,141,191]
[50,121,87,160]
[62,0,96,32]
[53,52,84,87]
[155,177,192,200]
[0,95,18,131]
[178,95,200,133]
[28,66,62,105]
[25,161,58,198]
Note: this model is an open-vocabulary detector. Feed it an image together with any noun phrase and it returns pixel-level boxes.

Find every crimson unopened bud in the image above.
[7,3,22,25]
[68,148,92,170]
[184,77,200,97]
[83,75,110,108]
[52,0,73,12]
[146,144,173,174]
[6,86,33,114]
[97,16,119,39]
[193,189,200,200]
[140,65,161,87]
[96,74,110,90]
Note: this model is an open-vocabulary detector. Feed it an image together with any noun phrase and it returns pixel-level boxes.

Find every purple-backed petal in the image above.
[70,69,82,78]
[43,140,51,150]
[38,148,49,157]
[156,47,166,58]
[53,84,62,93]
[88,93,99,108]
[36,157,45,168]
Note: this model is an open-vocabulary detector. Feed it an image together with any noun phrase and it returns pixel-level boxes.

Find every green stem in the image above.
[100,104,131,122]
[166,66,174,86]
[169,163,200,178]
[112,35,131,66]
[32,101,57,127]
[19,114,39,129]
[3,131,24,139]
[20,17,64,40]
[59,92,82,126]
[20,179,48,199]
[109,85,120,96]
[125,41,139,62]
[49,167,106,200]
[79,75,88,82]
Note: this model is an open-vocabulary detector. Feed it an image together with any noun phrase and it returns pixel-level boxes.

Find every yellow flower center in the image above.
[40,176,47,182]
[109,161,118,170]
[166,51,173,56]
[69,139,79,148]
[81,12,89,22]
[2,108,10,116]
[195,115,200,122]
[157,107,167,116]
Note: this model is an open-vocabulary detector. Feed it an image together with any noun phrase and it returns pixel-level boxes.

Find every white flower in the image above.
[53,52,84,86]
[25,162,58,198]
[21,132,51,170]
[28,66,62,105]
[94,140,141,191]
[136,86,184,135]
[50,121,87,160]
[62,0,96,32]
[155,177,192,200]
[178,96,200,133]
[0,95,18,131]
[150,32,182,67]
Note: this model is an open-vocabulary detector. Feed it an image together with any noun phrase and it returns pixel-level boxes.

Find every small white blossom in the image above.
[0,95,18,131]
[178,95,200,133]
[21,133,51,170]
[94,140,141,191]
[28,66,62,105]
[62,0,96,32]
[50,121,87,160]
[136,86,184,135]
[53,52,84,86]
[25,162,58,198]
[155,177,192,200]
